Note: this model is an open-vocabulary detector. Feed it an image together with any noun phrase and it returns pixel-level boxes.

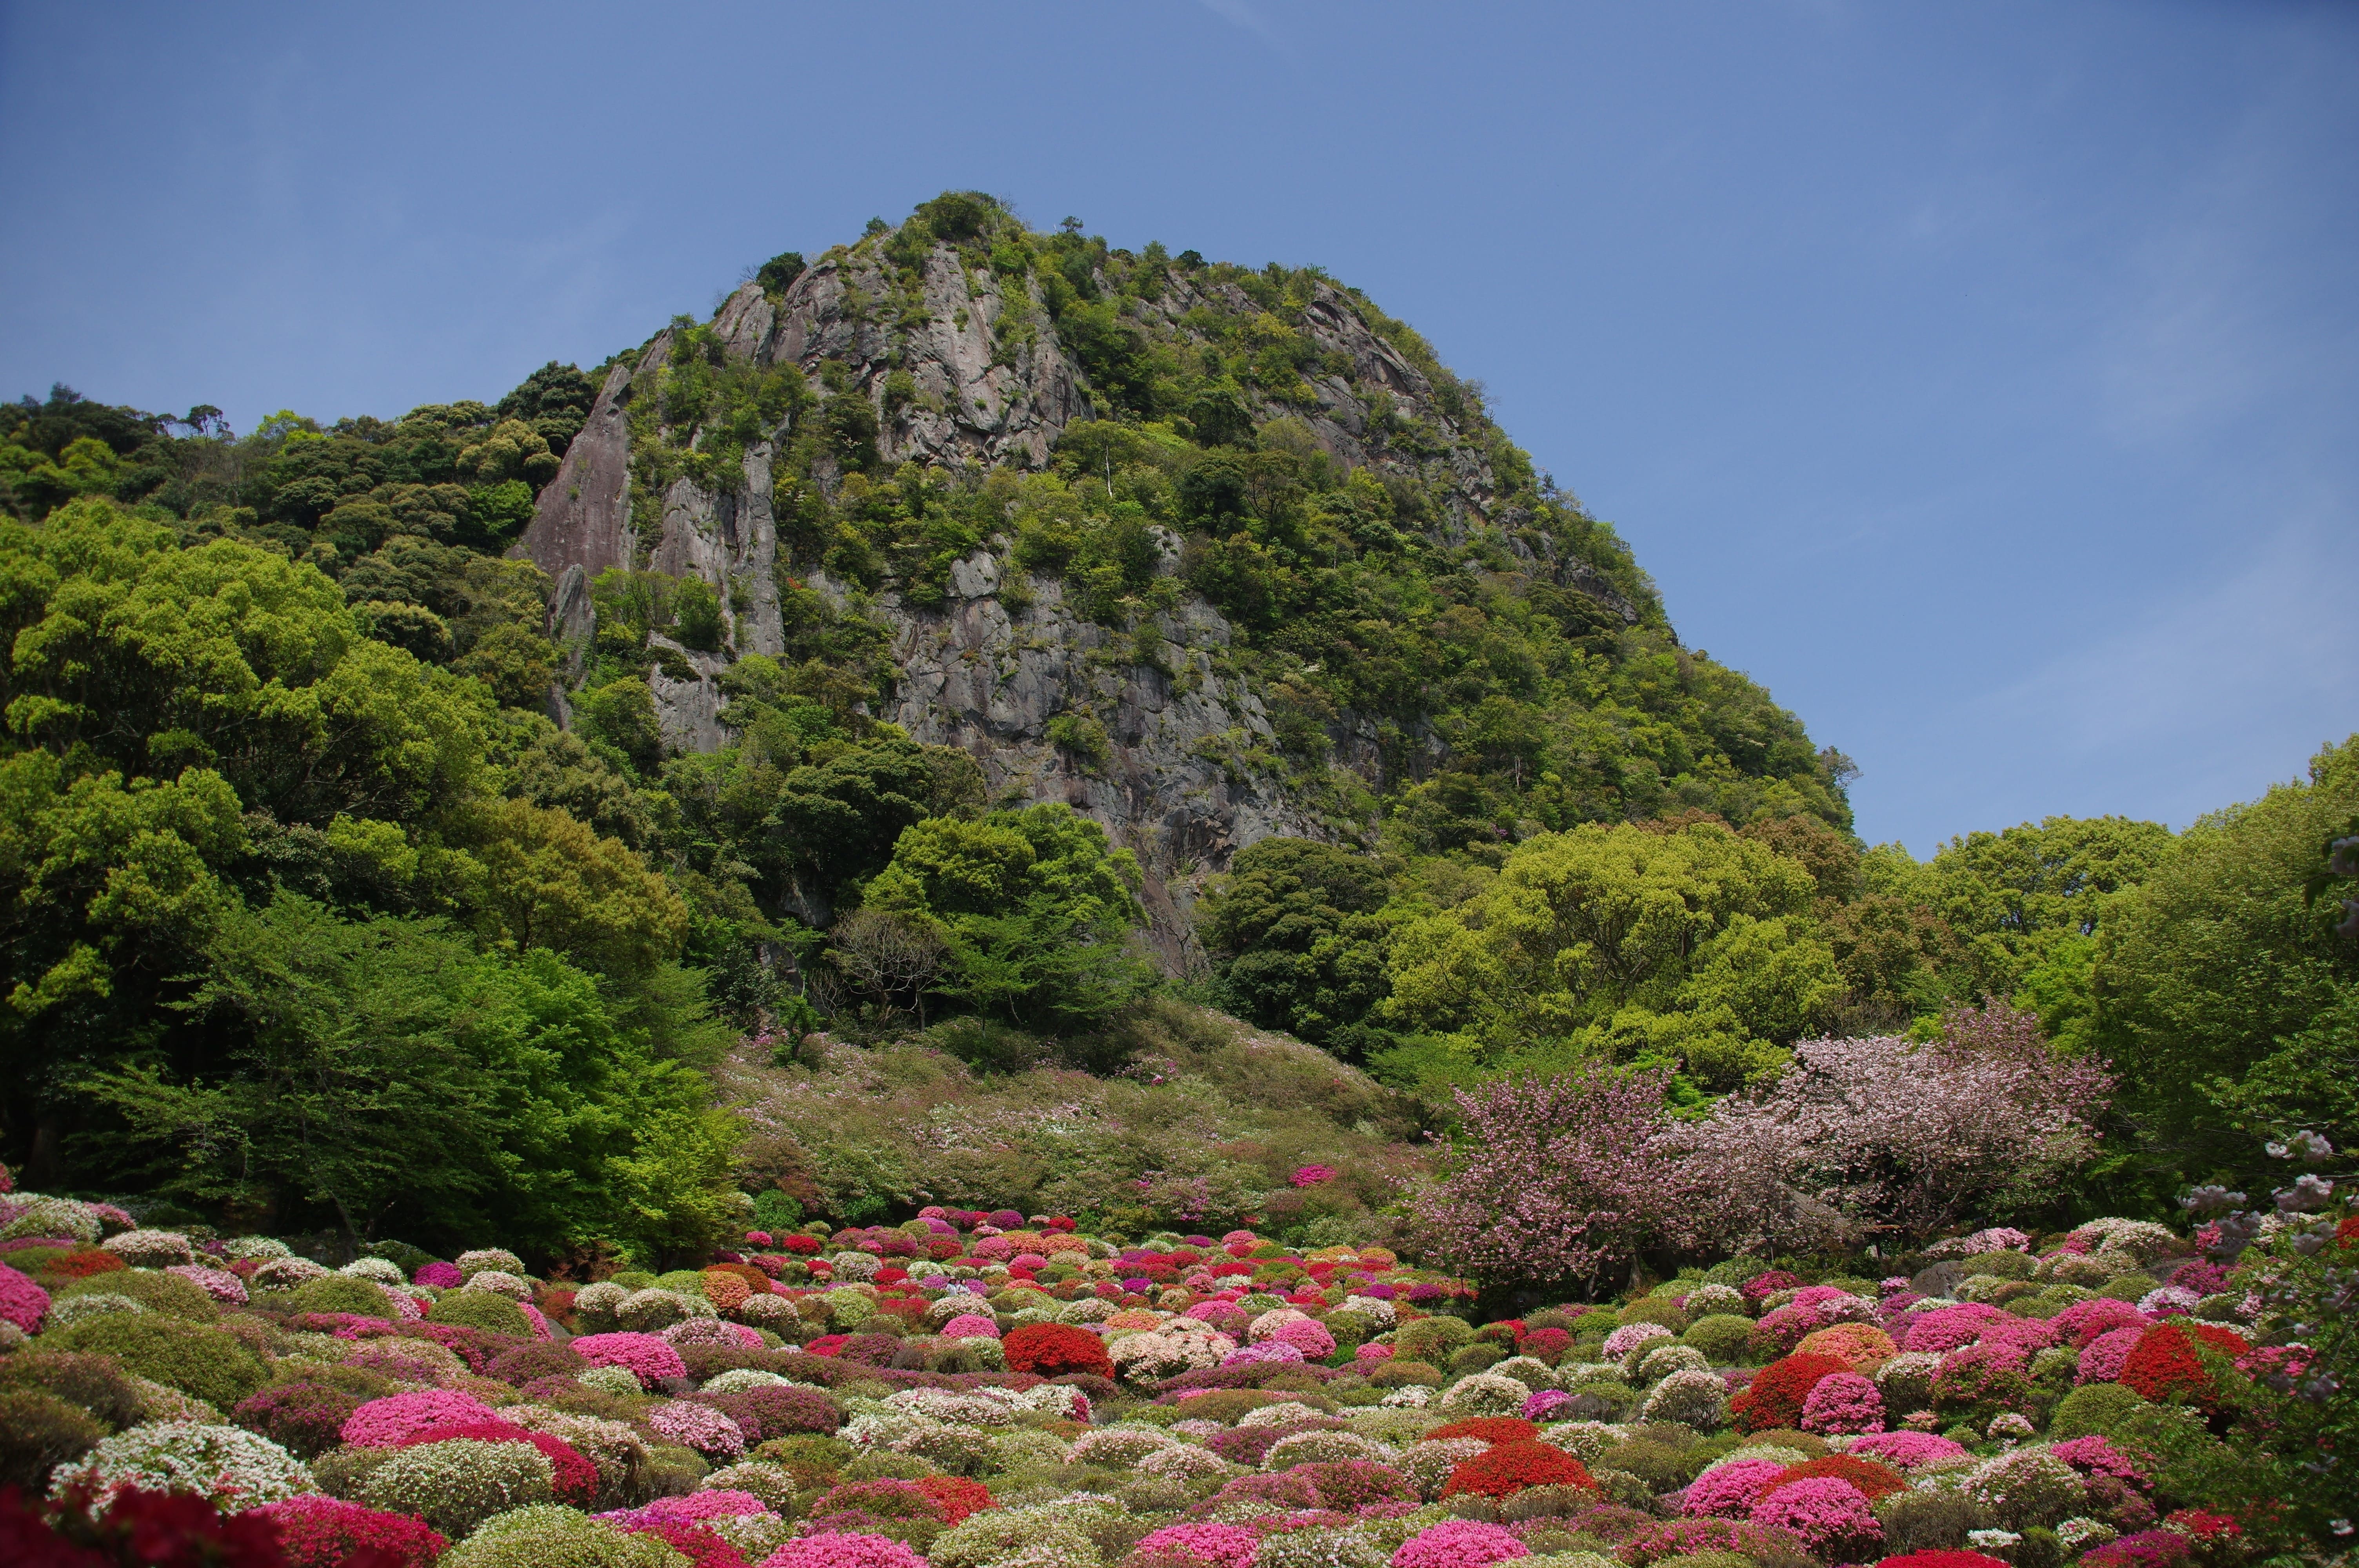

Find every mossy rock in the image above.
[45,1316,269,1412]
[427,1288,532,1337]
[56,1268,219,1322]
[287,1274,400,1319]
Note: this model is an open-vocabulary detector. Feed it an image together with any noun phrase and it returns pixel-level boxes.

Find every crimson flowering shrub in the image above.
[1,1483,286,1567]
[1874,1554,2008,1568]
[1423,1417,1537,1445]
[2118,1323,2248,1410]
[1762,1454,1906,1503]
[253,1495,449,1568]
[912,1475,993,1524]
[1730,1353,1851,1432]
[230,1383,362,1460]
[1440,1439,1596,1499]
[2080,1532,2193,1568]
[1002,1323,1114,1379]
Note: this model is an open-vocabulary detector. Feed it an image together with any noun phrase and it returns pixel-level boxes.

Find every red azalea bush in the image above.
[1730,1353,1853,1432]
[1874,1554,2009,1568]
[1003,1322,1115,1379]
[1761,1454,1907,1503]
[1441,1439,1597,1498]
[2119,1323,2249,1410]
[230,1383,363,1460]
[914,1475,995,1523]
[253,1495,448,1568]
[1,1484,286,1567]
[1425,1417,1539,1445]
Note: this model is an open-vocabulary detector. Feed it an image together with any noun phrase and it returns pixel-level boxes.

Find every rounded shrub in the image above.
[233,1381,365,1459]
[287,1275,398,1319]
[354,1434,554,1537]
[47,1315,270,1411]
[440,1503,685,1568]
[57,1267,220,1321]
[0,1386,104,1489]
[0,1349,146,1428]
[1689,1311,1764,1367]
[52,1419,317,1512]
[2049,1381,2146,1441]
[427,1288,532,1337]
[254,1495,450,1568]
[1396,1316,1476,1365]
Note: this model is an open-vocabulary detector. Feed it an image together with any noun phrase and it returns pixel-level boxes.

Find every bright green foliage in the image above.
[2090,738,2359,1201]
[1198,838,1394,1054]
[1377,819,1836,1091]
[45,1317,268,1411]
[1923,814,2176,1002]
[863,804,1156,1032]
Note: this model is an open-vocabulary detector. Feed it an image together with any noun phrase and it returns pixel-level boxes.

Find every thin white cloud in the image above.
[1963,504,2359,821]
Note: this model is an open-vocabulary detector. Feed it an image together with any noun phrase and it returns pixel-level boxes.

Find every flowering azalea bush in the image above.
[0,1111,2341,1566]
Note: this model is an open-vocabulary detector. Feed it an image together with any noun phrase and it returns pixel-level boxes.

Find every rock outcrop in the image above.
[513,234,1634,967]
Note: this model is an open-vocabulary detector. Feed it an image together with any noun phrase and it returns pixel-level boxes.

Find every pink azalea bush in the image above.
[0,1261,50,1332]
[572,1330,690,1387]
[649,1398,748,1459]
[760,1534,934,1568]
[940,1313,998,1338]
[340,1389,497,1446]
[1849,1431,1969,1470]
[1684,1459,1789,1517]
[1390,1520,1530,1568]
[1799,1370,1885,1434]
[2077,1326,2147,1385]
[1749,1475,1881,1555]
[167,1263,249,1304]
[1138,1522,1267,1568]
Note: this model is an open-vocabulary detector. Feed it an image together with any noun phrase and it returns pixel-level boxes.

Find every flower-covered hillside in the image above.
[1,1134,2350,1565]
[719,1001,1428,1243]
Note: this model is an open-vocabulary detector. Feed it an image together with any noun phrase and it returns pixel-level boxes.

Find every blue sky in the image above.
[2,1,2352,855]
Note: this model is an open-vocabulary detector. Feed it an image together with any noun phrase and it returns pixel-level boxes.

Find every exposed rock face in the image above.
[512,240,1629,966]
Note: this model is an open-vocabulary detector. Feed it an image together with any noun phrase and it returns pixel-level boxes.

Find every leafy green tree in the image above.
[863,804,1155,1032]
[1199,837,1393,1052]
[1925,814,2176,997]
[76,894,736,1258]
[2090,738,2359,1204]
[1379,819,1835,1090]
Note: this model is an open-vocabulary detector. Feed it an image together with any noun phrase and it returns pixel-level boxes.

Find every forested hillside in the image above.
[1,193,2352,1262]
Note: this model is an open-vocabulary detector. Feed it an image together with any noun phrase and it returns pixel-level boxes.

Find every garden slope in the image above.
[712,1001,1428,1240]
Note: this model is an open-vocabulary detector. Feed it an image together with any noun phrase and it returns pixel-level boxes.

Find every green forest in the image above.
[2,192,2352,1263]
